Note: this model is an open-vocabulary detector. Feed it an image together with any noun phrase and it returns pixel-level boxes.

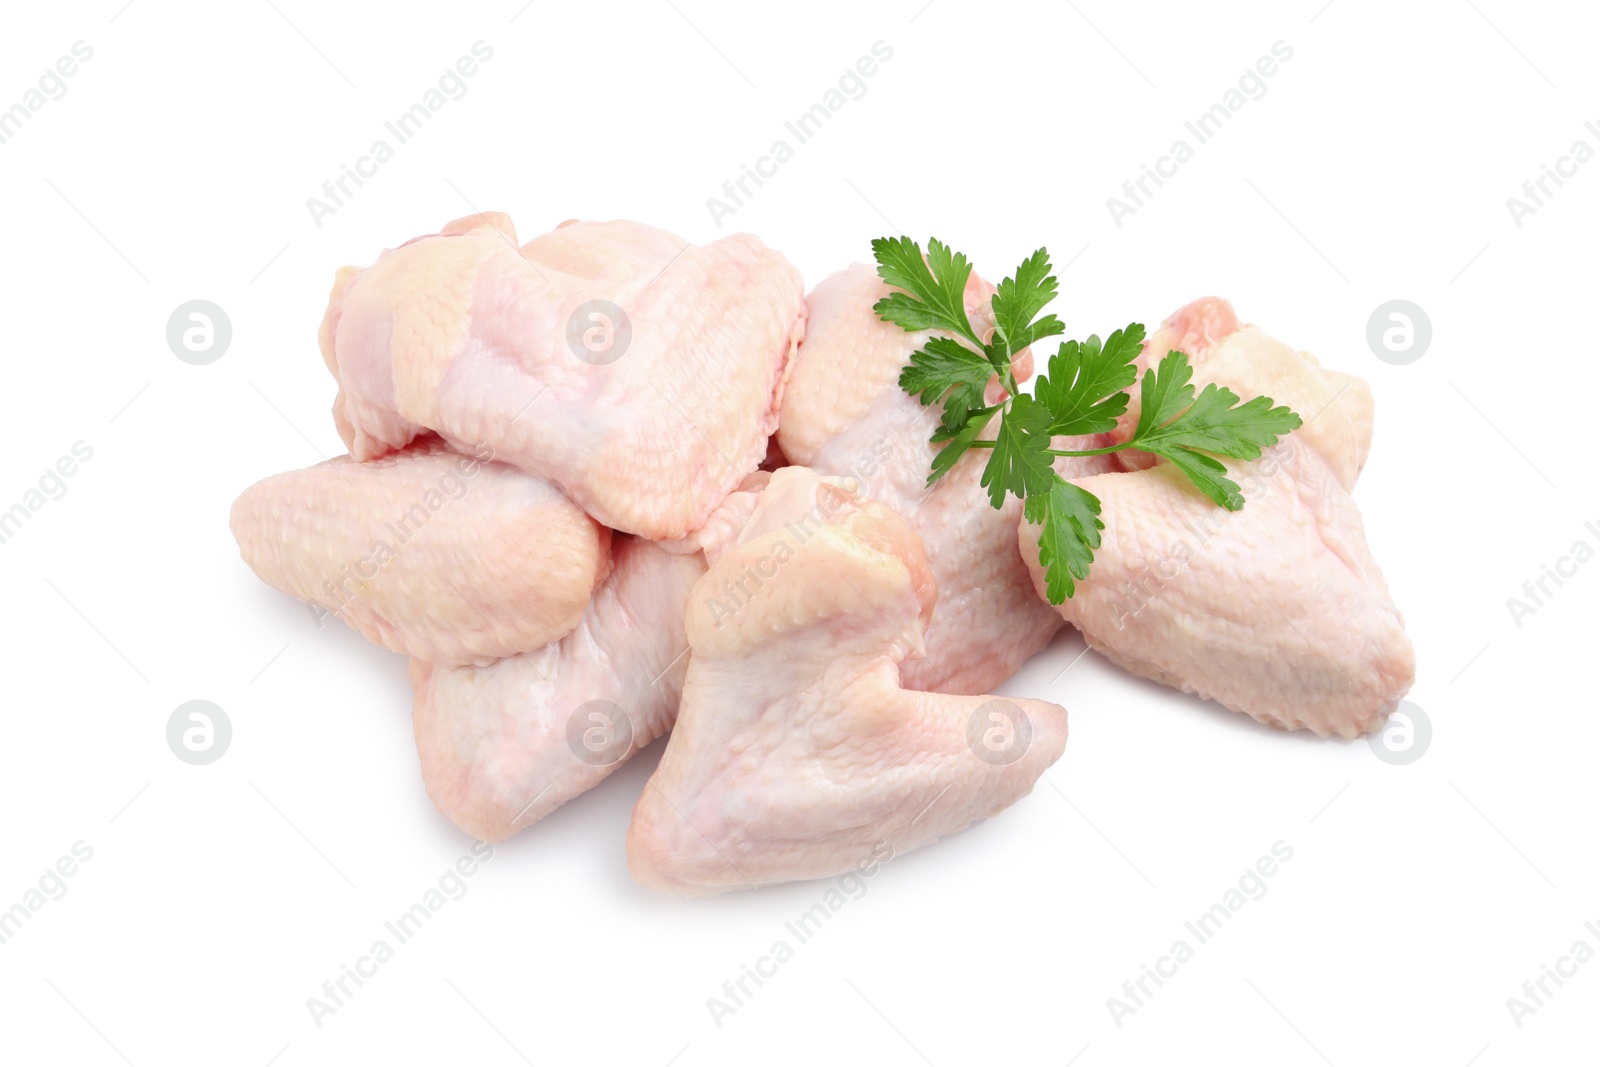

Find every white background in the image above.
[1,1,1594,1064]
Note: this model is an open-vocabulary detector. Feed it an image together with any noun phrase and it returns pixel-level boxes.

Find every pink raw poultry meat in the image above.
[230,438,609,665]
[318,213,806,540]
[776,264,1113,695]
[412,537,705,841]
[629,468,1068,895]
[1118,296,1375,489]
[1020,299,1414,737]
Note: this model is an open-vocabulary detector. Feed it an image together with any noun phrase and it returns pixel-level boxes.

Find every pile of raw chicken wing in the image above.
[231,214,1415,896]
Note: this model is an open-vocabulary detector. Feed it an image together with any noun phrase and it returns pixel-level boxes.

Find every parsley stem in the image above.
[990,329,1022,398]
[1049,441,1139,460]
[960,441,1136,457]
[1046,443,1133,457]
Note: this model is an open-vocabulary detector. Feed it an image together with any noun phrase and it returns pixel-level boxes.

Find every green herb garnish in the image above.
[872,237,1302,602]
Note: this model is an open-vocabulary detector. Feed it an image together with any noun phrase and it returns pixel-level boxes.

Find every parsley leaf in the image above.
[1132,348,1199,433]
[1024,476,1104,603]
[874,236,1305,604]
[899,335,992,417]
[990,248,1065,363]
[1157,448,1244,510]
[979,393,1054,508]
[928,408,995,484]
[935,392,987,443]
[1134,357,1303,460]
[1128,350,1304,510]
[874,236,1012,485]
[870,237,980,343]
[1034,324,1144,436]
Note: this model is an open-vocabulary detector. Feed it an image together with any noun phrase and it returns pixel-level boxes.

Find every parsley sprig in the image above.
[871,237,1303,603]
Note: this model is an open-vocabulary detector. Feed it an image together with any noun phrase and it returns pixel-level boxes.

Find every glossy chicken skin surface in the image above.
[777,264,1111,695]
[318,213,806,540]
[412,538,705,841]
[1120,296,1375,490]
[230,438,609,665]
[1021,299,1414,737]
[629,468,1068,895]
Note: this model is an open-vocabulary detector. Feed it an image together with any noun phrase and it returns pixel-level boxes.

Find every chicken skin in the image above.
[230,438,609,665]
[777,264,1113,695]
[318,213,806,540]
[629,468,1068,895]
[1118,296,1375,489]
[1021,299,1414,737]
[411,536,705,841]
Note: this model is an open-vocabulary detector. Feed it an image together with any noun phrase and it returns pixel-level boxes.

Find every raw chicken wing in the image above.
[777,264,1112,695]
[319,214,805,540]
[629,468,1068,895]
[412,537,705,840]
[231,439,608,665]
